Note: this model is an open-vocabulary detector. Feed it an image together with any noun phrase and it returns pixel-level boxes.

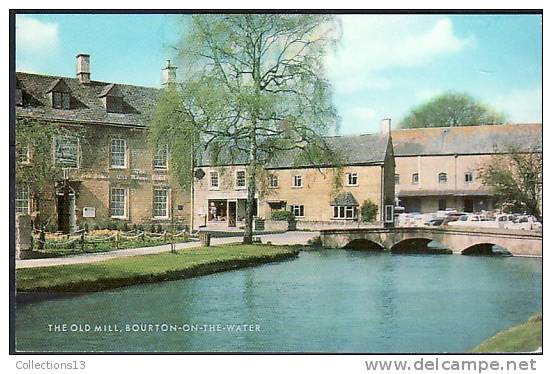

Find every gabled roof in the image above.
[15,72,160,127]
[331,191,359,206]
[46,78,70,93]
[391,123,542,156]
[98,83,123,98]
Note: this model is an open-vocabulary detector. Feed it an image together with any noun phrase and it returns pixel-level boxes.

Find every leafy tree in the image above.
[399,92,506,128]
[15,118,75,227]
[360,199,378,222]
[479,146,542,220]
[175,14,341,243]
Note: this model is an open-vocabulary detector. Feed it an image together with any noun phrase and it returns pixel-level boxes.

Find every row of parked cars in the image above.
[397,211,542,231]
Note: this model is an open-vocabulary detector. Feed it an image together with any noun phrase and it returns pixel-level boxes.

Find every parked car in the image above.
[424,218,444,226]
[505,215,542,231]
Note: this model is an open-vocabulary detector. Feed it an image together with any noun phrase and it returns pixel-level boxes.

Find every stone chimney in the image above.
[76,54,90,84]
[380,118,392,134]
[162,59,177,86]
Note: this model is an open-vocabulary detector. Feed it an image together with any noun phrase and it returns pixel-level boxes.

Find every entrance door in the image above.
[464,198,474,213]
[57,186,76,233]
[227,201,237,227]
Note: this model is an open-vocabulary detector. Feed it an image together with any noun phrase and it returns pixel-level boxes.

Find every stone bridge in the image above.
[319,227,542,256]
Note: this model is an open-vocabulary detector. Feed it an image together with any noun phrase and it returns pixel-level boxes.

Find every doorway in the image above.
[57,185,76,233]
[464,198,474,213]
[228,201,237,227]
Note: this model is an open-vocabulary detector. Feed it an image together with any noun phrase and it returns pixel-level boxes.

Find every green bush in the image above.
[150,224,156,233]
[157,224,163,233]
[271,210,295,222]
[360,200,378,222]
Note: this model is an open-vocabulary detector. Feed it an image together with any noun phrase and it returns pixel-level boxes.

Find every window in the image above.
[153,145,168,170]
[153,188,170,218]
[293,175,303,187]
[269,175,279,188]
[110,188,127,218]
[438,199,447,211]
[347,173,358,186]
[52,91,70,109]
[438,172,448,184]
[290,205,304,218]
[394,174,400,185]
[210,171,219,189]
[53,136,79,168]
[384,205,394,223]
[464,171,473,183]
[17,144,30,163]
[333,206,357,219]
[412,173,419,185]
[15,185,30,214]
[111,139,127,168]
[235,170,246,189]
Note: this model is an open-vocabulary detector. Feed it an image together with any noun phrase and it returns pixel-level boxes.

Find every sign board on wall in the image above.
[83,207,96,218]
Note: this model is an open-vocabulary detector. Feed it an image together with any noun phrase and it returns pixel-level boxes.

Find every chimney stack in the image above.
[76,54,90,84]
[380,118,392,134]
[162,59,177,86]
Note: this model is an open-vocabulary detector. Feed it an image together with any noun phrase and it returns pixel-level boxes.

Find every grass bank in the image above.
[471,313,542,353]
[17,244,299,294]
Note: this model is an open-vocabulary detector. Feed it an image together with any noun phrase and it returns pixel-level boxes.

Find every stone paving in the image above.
[16,231,319,269]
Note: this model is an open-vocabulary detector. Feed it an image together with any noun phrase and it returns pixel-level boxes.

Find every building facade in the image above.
[192,126,396,230]
[392,123,542,213]
[15,55,190,232]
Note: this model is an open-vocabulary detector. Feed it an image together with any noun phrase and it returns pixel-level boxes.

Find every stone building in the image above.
[192,121,396,230]
[15,55,189,232]
[392,123,542,213]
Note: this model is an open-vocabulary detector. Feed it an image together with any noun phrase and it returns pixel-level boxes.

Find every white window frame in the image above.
[110,139,128,169]
[464,171,474,183]
[53,135,80,169]
[110,187,128,219]
[333,205,357,220]
[209,171,220,190]
[235,170,246,190]
[17,143,30,164]
[269,174,279,188]
[384,205,394,223]
[290,204,305,218]
[394,174,400,185]
[153,144,169,170]
[292,175,303,188]
[438,172,448,184]
[346,172,358,186]
[412,173,419,185]
[153,187,171,219]
[16,185,30,214]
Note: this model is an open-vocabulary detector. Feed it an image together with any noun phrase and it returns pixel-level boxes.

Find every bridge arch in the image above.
[343,239,384,251]
[390,238,451,254]
[461,243,512,256]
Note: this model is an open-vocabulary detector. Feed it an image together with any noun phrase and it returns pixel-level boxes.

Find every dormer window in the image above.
[47,78,71,110]
[98,84,124,113]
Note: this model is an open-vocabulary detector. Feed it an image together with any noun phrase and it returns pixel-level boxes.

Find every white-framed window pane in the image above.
[16,185,30,214]
[153,188,169,218]
[269,175,278,188]
[236,171,246,188]
[17,144,29,163]
[291,205,304,217]
[153,145,168,169]
[346,206,354,218]
[210,172,219,188]
[54,136,79,168]
[110,188,126,217]
[438,173,447,183]
[465,172,473,183]
[333,206,338,218]
[348,173,358,185]
[111,139,127,167]
[293,175,302,187]
[412,173,419,184]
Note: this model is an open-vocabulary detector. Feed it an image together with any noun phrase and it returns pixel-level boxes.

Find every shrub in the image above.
[122,222,130,232]
[150,224,156,233]
[157,224,163,233]
[271,210,295,222]
[360,200,378,222]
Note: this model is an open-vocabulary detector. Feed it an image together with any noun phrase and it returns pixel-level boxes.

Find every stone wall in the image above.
[16,213,33,259]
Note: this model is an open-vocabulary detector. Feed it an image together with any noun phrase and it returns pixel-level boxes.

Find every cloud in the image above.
[490,86,542,123]
[327,16,473,94]
[16,15,60,56]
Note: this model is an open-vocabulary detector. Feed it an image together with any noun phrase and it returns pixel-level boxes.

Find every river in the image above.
[15,250,542,353]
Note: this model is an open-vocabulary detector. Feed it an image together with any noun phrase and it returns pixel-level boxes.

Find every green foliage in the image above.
[176,14,341,242]
[360,200,378,222]
[479,145,542,220]
[270,210,296,222]
[399,92,506,128]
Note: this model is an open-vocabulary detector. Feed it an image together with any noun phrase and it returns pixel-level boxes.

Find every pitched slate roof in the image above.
[391,123,542,156]
[196,133,390,168]
[331,191,359,206]
[16,72,160,127]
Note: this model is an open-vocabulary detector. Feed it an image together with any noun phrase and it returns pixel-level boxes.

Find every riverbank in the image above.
[471,313,542,353]
[16,244,300,294]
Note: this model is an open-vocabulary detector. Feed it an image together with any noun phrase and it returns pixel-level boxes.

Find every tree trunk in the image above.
[243,139,257,244]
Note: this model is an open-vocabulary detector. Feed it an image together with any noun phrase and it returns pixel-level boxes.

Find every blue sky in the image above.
[16,13,542,134]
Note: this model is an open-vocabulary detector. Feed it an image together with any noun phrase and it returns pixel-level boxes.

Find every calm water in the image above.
[15,250,542,353]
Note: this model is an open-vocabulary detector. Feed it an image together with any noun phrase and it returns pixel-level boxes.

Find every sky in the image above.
[15,13,542,135]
